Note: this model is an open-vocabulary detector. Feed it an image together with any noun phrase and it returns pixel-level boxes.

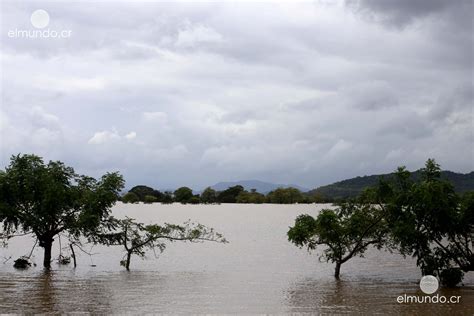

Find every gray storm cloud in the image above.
[0,0,472,190]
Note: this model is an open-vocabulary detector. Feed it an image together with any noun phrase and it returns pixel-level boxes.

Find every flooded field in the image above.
[0,203,473,314]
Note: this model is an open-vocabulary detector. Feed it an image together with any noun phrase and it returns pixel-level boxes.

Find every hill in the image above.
[209,180,308,194]
[308,170,474,200]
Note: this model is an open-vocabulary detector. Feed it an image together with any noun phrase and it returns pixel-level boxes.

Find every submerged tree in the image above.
[236,189,265,204]
[173,187,194,204]
[122,192,140,204]
[374,159,473,285]
[217,185,244,203]
[93,217,227,270]
[288,201,388,278]
[200,187,218,204]
[267,187,304,204]
[129,185,163,202]
[0,154,124,268]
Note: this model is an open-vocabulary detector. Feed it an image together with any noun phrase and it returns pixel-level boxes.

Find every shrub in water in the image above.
[13,257,31,269]
[58,255,71,265]
[440,268,464,287]
[144,195,158,204]
[122,192,140,204]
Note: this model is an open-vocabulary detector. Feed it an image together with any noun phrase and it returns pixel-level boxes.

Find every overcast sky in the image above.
[0,0,472,190]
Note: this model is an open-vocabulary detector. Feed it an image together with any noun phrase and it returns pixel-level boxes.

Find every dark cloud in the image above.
[429,85,473,121]
[346,0,470,28]
[0,1,472,189]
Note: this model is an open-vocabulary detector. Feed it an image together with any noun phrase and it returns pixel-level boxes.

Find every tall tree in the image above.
[374,159,473,285]
[173,187,194,204]
[267,187,304,204]
[288,201,388,278]
[236,190,265,203]
[200,187,218,204]
[129,185,163,202]
[0,154,124,268]
[217,185,244,203]
[122,192,140,204]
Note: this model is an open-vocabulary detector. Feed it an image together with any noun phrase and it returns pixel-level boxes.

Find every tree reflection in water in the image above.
[285,277,474,315]
[0,269,112,314]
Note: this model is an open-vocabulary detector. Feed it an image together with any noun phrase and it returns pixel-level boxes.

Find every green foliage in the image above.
[217,185,244,203]
[174,187,194,204]
[118,185,322,205]
[189,196,201,204]
[129,185,163,202]
[161,191,174,204]
[236,190,265,204]
[310,192,335,203]
[289,159,473,284]
[94,217,227,270]
[373,159,473,282]
[309,168,474,200]
[421,158,440,179]
[288,201,388,278]
[201,187,218,204]
[287,214,318,248]
[440,268,464,287]
[122,192,140,204]
[0,154,124,268]
[143,195,158,204]
[267,187,304,204]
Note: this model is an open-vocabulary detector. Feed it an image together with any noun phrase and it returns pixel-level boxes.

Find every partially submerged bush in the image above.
[143,195,158,204]
[189,196,201,204]
[13,257,32,269]
[58,255,71,265]
[122,192,140,204]
[440,268,464,287]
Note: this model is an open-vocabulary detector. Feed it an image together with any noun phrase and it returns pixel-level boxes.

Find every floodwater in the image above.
[0,203,473,314]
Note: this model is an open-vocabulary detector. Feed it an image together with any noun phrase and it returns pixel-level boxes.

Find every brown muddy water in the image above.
[0,203,473,314]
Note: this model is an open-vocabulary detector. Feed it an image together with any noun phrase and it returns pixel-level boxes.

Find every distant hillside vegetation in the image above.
[308,170,474,200]
[210,180,308,194]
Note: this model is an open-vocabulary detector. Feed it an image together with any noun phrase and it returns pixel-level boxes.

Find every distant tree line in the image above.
[120,184,332,204]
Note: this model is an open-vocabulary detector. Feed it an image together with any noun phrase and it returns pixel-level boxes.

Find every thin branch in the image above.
[341,213,385,262]
[131,235,224,251]
[1,232,34,239]
[123,224,129,251]
[433,239,466,269]
[26,238,38,259]
[70,241,97,256]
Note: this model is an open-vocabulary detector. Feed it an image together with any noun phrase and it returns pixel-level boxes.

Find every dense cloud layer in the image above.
[1,0,472,190]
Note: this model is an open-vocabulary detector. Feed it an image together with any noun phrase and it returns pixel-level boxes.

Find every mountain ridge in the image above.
[308,170,474,199]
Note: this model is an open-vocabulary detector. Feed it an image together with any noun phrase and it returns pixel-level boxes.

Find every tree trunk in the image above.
[69,244,77,268]
[42,239,53,269]
[335,262,341,279]
[126,251,132,271]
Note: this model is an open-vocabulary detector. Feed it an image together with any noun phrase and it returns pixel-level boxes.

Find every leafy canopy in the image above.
[374,159,473,282]
[288,201,388,278]
[173,187,193,204]
[200,187,217,204]
[0,154,124,267]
